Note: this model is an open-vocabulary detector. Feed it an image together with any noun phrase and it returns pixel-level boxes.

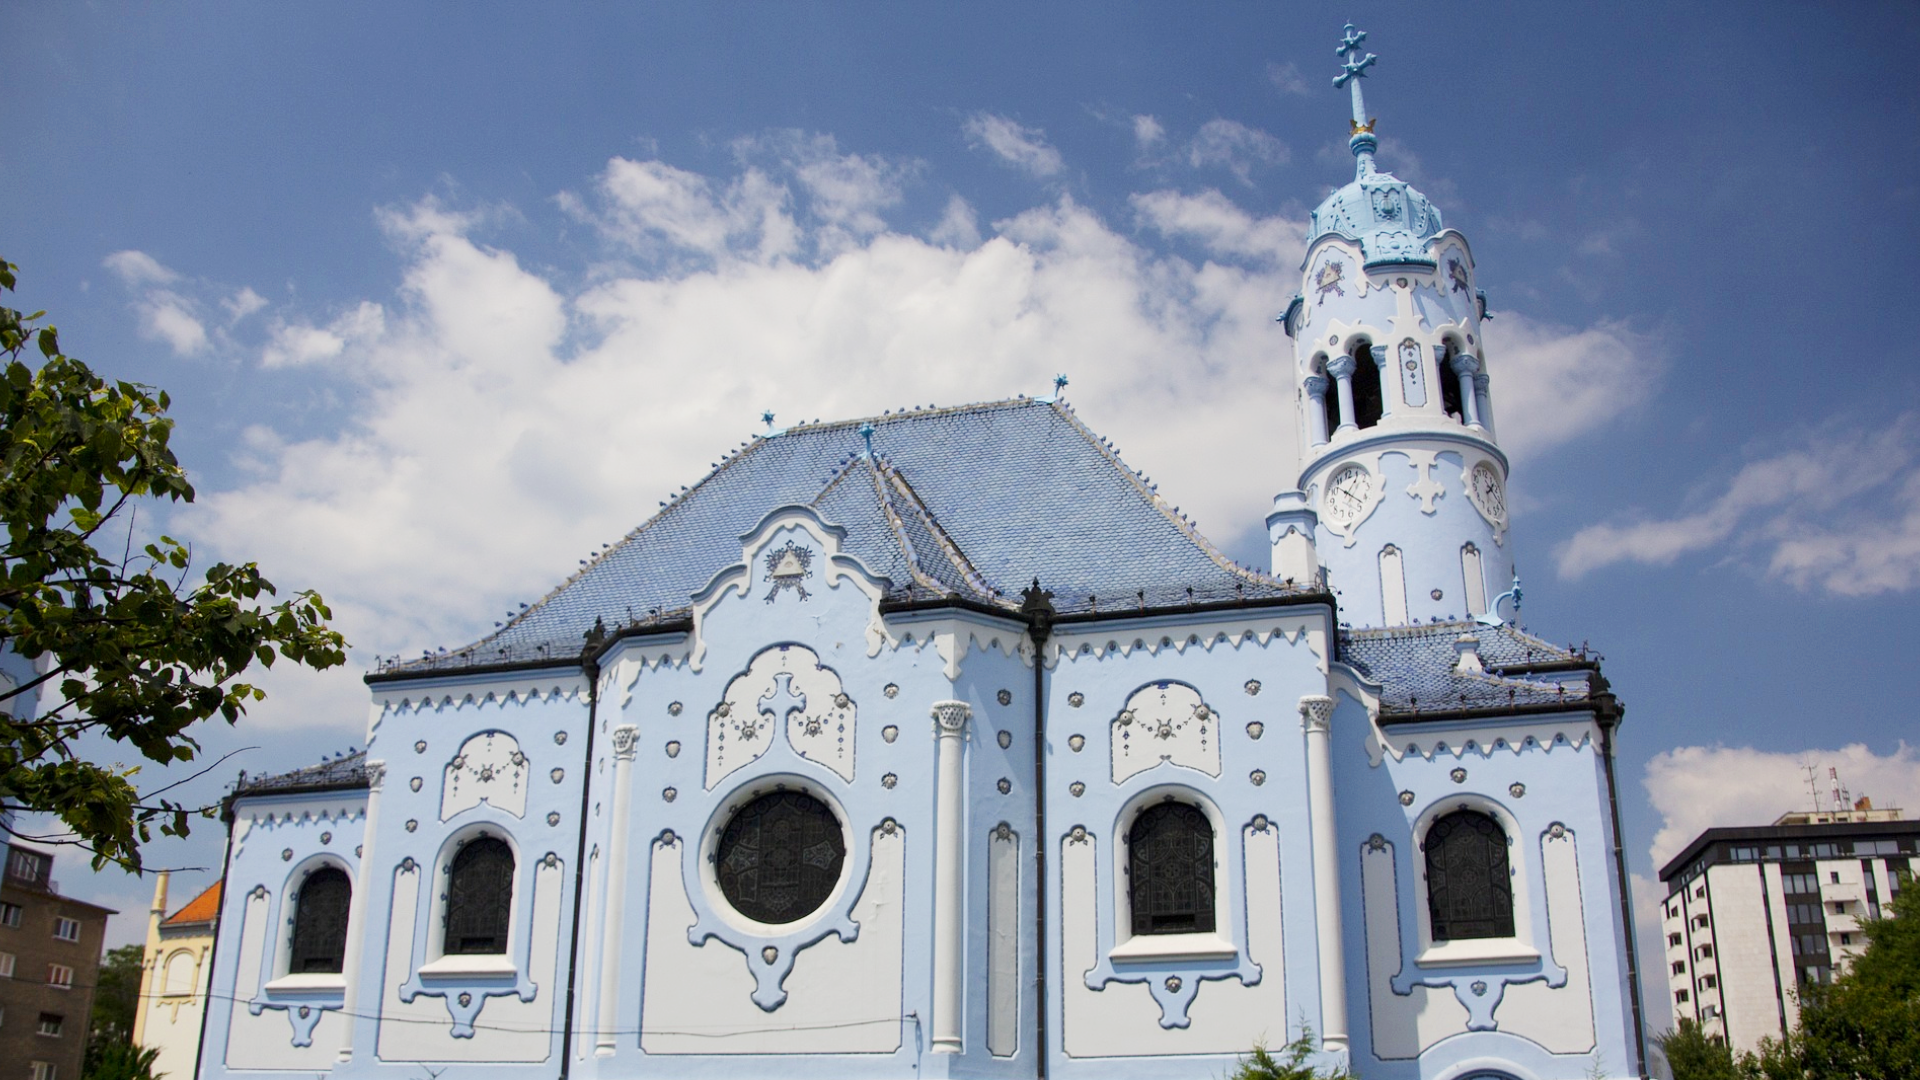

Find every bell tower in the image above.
[1269,24,1518,629]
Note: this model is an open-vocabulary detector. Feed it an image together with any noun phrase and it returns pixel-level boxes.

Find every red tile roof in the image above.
[163,880,222,926]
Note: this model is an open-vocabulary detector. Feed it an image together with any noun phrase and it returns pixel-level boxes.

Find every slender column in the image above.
[930,700,972,1054]
[337,759,384,1062]
[1448,352,1483,429]
[1303,374,1331,446]
[1298,697,1348,1052]
[132,871,168,1048]
[596,725,641,1055]
[1472,372,1495,438]
[1326,355,1358,433]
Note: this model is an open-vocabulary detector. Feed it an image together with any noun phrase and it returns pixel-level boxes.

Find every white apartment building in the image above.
[1657,804,1917,1054]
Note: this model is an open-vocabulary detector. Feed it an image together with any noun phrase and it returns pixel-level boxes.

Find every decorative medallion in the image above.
[1067,692,1085,708]
[882,725,899,743]
[995,822,1013,842]
[1251,814,1270,833]
[665,740,681,758]
[1246,721,1264,740]
[1395,276,1408,288]
[1314,258,1345,301]
[882,773,897,789]
[1366,833,1389,853]
[458,992,473,1008]
[762,541,815,602]
[1250,769,1267,786]
[1399,790,1415,806]
[881,817,898,836]
[663,787,677,803]
[1431,588,1444,600]
[1069,781,1086,798]
[1069,825,1089,844]
[554,731,567,745]
[1111,681,1221,782]
[547,812,561,826]
[883,683,899,698]
[442,731,530,820]
[1471,981,1488,997]
[1509,782,1526,798]
[1244,679,1261,696]
[1068,734,1085,752]
[406,819,418,832]
[355,846,362,857]
[551,768,565,783]
[1164,976,1183,994]
[320,832,332,845]
[668,701,683,716]
[997,689,1013,706]
[409,776,423,792]
[414,740,428,754]
[1450,767,1467,784]
[997,778,1011,795]
[281,849,293,862]
[1548,822,1567,839]
[660,829,677,846]
[998,730,1012,749]
[763,946,779,964]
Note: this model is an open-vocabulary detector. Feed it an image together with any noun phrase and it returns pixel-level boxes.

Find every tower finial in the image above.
[1333,23,1379,176]
[858,420,876,459]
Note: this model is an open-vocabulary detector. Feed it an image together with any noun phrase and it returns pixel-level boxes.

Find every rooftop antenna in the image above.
[1829,766,1852,816]
[1334,22,1379,177]
[858,421,876,459]
[1805,765,1823,813]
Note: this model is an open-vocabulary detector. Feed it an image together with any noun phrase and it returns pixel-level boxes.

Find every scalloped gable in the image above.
[394,398,1300,674]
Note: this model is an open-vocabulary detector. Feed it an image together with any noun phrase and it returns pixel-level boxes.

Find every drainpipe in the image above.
[192,794,241,1080]
[559,631,605,1079]
[1020,580,1056,1079]
[1593,675,1648,1079]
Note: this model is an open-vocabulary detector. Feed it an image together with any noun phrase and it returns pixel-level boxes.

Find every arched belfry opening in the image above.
[1351,342,1384,429]
[1439,341,1465,421]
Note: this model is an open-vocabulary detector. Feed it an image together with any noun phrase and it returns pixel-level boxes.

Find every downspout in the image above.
[192,792,241,1080]
[559,625,606,1079]
[1593,675,1648,1078]
[1020,580,1055,1079]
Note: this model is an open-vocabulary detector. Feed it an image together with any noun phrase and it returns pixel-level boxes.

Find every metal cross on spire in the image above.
[1333,23,1379,175]
[858,420,876,459]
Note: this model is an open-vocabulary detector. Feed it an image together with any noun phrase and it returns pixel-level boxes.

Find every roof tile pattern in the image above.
[1340,621,1594,717]
[234,749,369,796]
[163,879,224,926]
[388,399,1298,674]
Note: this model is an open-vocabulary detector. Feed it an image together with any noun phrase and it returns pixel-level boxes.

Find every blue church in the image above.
[197,26,1647,1080]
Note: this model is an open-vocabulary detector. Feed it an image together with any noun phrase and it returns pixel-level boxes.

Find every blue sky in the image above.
[7,2,1919,1018]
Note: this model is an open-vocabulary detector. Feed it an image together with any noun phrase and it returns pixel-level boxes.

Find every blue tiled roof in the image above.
[235,750,369,796]
[383,399,1301,675]
[1339,621,1595,718]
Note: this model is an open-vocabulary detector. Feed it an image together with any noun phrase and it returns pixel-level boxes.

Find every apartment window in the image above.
[29,1062,54,1080]
[1693,914,1709,929]
[1700,974,1717,990]
[1675,989,1690,1004]
[0,903,20,928]
[34,1014,60,1038]
[7,850,45,884]
[1830,871,1840,884]
[1831,901,1849,915]
[1672,960,1685,975]
[1696,943,1714,960]
[1783,872,1820,894]
[1839,933,1852,946]
[50,919,79,943]
[45,964,72,990]
[0,952,14,977]
[1694,885,1706,899]
[1669,932,1682,946]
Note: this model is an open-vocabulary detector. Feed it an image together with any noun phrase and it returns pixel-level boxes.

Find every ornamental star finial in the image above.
[858,420,876,458]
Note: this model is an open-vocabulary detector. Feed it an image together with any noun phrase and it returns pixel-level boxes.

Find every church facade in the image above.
[195,26,1647,1080]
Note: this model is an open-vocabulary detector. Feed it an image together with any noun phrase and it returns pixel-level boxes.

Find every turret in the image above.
[1273,25,1517,628]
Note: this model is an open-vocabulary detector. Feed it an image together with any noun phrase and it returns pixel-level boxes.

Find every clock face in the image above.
[1323,464,1372,525]
[1470,463,1506,521]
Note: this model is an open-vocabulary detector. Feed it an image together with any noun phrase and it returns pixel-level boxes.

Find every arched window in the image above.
[288,867,351,974]
[1425,809,1515,941]
[1351,342,1384,429]
[1439,342,1465,421]
[161,950,197,995]
[714,791,846,925]
[1128,802,1216,935]
[446,836,514,955]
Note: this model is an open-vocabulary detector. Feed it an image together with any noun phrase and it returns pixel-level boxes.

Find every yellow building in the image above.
[135,873,221,1080]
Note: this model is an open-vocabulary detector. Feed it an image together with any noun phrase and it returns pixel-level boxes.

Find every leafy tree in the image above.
[0,258,346,869]
[1793,884,1920,1079]
[1228,1027,1354,1080]
[88,943,145,1048]
[1656,1018,1740,1080]
[82,1040,160,1080]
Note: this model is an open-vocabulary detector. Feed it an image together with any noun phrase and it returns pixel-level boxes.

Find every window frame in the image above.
[417,826,522,979]
[1108,787,1236,964]
[263,854,357,993]
[45,964,73,990]
[0,902,20,928]
[1409,796,1539,966]
[34,1013,61,1038]
[51,918,79,943]
[697,774,855,938]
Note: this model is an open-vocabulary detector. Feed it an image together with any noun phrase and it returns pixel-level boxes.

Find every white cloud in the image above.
[1643,742,1920,870]
[1556,415,1920,594]
[165,145,1644,734]
[1130,188,1306,265]
[962,113,1065,177]
[1266,61,1311,97]
[102,249,179,287]
[1187,119,1290,186]
[138,294,209,355]
[223,286,268,323]
[1477,312,1657,462]
[1132,114,1165,151]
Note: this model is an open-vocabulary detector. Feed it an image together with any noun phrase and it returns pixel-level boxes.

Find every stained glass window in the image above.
[1425,809,1515,941]
[715,791,845,924]
[290,866,352,973]
[446,836,514,955]
[1129,801,1216,935]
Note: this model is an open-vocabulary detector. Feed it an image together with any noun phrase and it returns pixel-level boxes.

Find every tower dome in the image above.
[1268,24,1518,630]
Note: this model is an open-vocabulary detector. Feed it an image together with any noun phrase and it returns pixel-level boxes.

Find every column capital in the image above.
[1298,694,1335,732]
[1448,351,1482,377]
[1472,371,1491,392]
[610,724,641,760]
[1304,373,1330,397]
[1325,354,1357,379]
[930,700,972,737]
[364,759,387,792]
